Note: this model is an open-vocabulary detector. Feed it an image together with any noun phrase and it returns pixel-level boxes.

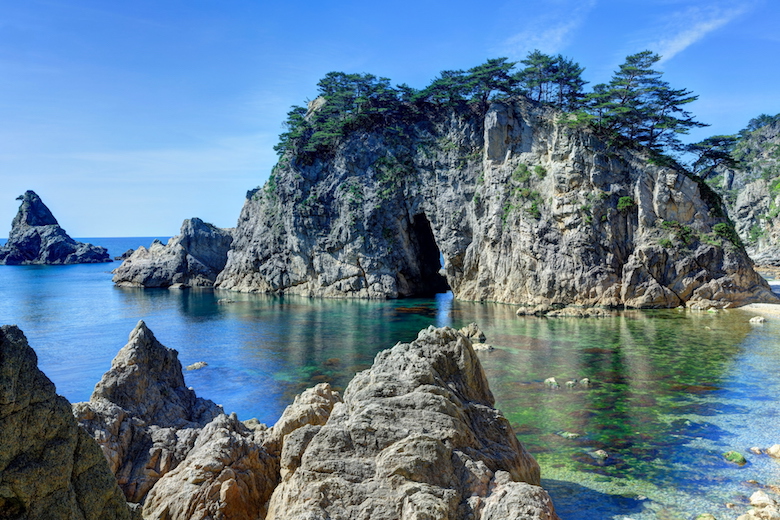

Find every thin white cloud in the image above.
[501,0,597,58]
[654,5,751,63]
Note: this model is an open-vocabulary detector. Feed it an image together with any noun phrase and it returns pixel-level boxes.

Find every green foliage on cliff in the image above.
[686,135,740,179]
[571,51,706,153]
[617,196,635,212]
[713,222,742,247]
[274,50,706,163]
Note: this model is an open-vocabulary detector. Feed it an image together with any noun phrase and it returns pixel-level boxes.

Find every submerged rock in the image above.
[0,190,111,265]
[266,326,557,520]
[112,218,233,288]
[0,325,132,519]
[216,98,774,309]
[724,450,747,465]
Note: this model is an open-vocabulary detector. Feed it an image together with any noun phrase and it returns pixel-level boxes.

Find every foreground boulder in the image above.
[266,326,558,520]
[0,190,110,265]
[70,320,556,519]
[112,218,233,288]
[216,98,775,309]
[141,413,277,520]
[73,320,224,502]
[0,325,132,519]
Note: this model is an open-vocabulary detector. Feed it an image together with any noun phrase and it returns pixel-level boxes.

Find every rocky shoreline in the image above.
[1,321,559,519]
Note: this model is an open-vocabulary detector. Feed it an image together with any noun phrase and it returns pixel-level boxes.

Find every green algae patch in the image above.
[723,451,747,466]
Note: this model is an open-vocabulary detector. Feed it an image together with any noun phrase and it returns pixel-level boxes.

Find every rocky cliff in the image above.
[215,99,774,308]
[0,325,134,520]
[66,320,556,519]
[0,191,110,265]
[720,116,780,265]
[112,218,233,288]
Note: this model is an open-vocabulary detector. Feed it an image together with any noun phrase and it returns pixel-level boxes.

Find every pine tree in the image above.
[589,51,706,151]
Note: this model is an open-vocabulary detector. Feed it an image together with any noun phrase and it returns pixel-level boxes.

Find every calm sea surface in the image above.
[2,236,780,519]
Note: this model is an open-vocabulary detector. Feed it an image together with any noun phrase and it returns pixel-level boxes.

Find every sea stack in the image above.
[112,218,233,288]
[215,98,776,309]
[0,190,111,265]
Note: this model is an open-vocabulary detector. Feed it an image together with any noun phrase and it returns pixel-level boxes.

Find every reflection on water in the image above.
[2,238,780,519]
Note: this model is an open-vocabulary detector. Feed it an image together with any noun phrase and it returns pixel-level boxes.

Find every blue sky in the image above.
[1,0,778,236]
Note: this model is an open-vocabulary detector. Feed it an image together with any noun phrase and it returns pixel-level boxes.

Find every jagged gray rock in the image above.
[0,325,133,520]
[112,218,233,288]
[73,320,223,503]
[0,190,110,265]
[265,326,558,520]
[216,99,774,308]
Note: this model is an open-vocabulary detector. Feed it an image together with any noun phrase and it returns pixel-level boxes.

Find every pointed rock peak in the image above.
[92,320,221,428]
[12,190,59,228]
[129,319,155,343]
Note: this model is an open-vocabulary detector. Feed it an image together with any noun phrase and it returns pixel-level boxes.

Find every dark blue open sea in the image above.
[3,236,780,519]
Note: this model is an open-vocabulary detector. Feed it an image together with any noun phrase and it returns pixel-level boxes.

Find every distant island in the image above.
[0,190,110,265]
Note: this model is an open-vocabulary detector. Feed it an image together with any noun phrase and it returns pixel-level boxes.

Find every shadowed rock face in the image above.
[216,99,775,308]
[0,325,132,520]
[112,218,233,288]
[0,191,111,265]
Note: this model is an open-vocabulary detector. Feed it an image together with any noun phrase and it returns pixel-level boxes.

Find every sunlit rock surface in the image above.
[216,99,774,308]
[112,218,232,288]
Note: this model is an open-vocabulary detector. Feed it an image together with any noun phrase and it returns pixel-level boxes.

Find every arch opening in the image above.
[408,213,450,297]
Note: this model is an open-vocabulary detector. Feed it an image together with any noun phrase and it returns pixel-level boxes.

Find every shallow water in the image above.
[2,237,780,519]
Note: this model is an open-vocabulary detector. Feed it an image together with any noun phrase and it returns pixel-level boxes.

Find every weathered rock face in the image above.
[266,326,557,520]
[0,325,132,520]
[216,99,774,308]
[73,320,224,503]
[724,118,780,265]
[14,317,556,519]
[142,413,277,520]
[112,218,233,288]
[0,191,110,265]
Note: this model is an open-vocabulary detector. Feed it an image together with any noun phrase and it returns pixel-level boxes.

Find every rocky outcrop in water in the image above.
[0,325,133,519]
[266,325,557,520]
[68,320,555,519]
[216,99,774,308]
[0,190,110,265]
[112,218,233,288]
[73,320,224,503]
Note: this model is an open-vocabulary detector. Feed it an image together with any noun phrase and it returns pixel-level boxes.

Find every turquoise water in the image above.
[2,237,780,519]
